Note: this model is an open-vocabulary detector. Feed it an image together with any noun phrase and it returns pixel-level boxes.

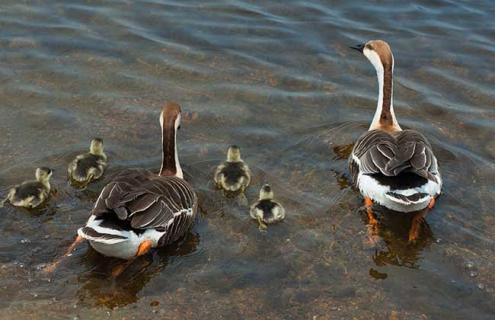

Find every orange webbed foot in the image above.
[428,197,436,209]
[136,240,153,257]
[363,197,381,247]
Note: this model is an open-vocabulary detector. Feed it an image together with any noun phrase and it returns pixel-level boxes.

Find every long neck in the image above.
[370,61,400,131]
[159,120,183,178]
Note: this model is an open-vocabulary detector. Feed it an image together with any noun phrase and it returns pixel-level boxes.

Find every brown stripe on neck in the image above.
[379,63,393,127]
[160,117,177,176]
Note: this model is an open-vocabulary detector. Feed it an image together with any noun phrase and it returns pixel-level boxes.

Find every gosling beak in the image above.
[350,43,365,53]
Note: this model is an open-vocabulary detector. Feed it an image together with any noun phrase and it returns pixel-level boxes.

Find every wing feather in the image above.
[349,129,439,184]
[90,168,197,246]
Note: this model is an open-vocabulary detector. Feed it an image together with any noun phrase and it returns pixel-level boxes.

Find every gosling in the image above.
[1,167,53,208]
[68,138,107,187]
[250,184,285,230]
[214,145,251,194]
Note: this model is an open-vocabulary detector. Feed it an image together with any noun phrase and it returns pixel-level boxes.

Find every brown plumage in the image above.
[349,40,442,213]
[76,102,198,260]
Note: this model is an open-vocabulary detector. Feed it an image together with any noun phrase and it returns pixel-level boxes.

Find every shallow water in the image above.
[0,0,495,319]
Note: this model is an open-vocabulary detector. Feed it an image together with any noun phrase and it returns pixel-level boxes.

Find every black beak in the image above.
[350,43,365,53]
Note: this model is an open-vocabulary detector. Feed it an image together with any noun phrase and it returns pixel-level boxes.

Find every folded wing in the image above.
[351,130,439,183]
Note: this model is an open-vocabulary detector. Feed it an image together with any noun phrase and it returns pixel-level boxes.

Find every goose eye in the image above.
[178,125,181,130]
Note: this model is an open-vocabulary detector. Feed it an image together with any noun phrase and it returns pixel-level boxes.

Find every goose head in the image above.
[259,184,274,200]
[351,40,394,73]
[89,138,105,156]
[226,145,241,162]
[159,102,183,178]
[35,167,53,183]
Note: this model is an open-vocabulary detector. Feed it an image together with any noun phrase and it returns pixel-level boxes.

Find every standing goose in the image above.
[79,102,197,260]
[348,40,442,240]
[45,102,197,273]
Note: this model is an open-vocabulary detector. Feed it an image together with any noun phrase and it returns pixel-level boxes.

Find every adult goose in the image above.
[348,40,442,239]
[45,102,197,272]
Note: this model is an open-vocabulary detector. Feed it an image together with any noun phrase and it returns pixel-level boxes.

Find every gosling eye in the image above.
[178,125,181,130]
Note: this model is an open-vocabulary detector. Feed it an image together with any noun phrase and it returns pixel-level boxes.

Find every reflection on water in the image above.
[0,0,495,318]
[77,232,200,308]
[365,207,434,269]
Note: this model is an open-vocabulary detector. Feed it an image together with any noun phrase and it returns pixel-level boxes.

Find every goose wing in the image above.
[92,169,197,235]
[350,129,439,183]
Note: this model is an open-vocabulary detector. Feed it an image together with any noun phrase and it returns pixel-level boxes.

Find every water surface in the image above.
[0,0,495,319]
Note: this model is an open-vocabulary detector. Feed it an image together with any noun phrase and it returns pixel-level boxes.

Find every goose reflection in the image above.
[361,207,434,271]
[76,231,200,308]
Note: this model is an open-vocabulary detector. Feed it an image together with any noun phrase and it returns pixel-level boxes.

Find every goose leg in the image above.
[0,190,14,208]
[111,240,153,278]
[409,210,427,242]
[257,216,268,231]
[364,197,380,246]
[43,235,85,273]
[428,197,436,209]
[409,197,436,242]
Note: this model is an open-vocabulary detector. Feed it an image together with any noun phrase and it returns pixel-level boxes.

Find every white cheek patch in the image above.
[175,114,181,130]
[363,49,384,74]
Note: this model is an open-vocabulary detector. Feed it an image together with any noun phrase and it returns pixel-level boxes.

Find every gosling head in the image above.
[226,145,242,162]
[259,184,274,200]
[160,101,182,132]
[35,167,53,183]
[89,138,104,155]
[350,40,394,72]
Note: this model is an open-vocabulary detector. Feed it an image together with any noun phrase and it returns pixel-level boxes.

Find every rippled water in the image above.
[1,0,495,319]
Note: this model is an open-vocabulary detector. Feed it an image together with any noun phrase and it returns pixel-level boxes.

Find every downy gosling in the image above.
[250,184,285,230]
[68,138,107,187]
[1,167,53,208]
[214,145,251,194]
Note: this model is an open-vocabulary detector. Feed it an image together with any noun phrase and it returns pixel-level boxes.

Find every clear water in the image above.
[0,0,494,319]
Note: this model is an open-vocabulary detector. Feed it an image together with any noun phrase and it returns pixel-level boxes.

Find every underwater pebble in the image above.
[150,300,159,307]
[469,271,478,278]
[435,238,442,244]
[8,37,38,48]
[478,283,485,290]
[20,239,31,244]
[36,263,47,271]
[465,261,474,269]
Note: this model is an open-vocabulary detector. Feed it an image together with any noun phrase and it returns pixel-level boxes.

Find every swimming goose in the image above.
[68,138,107,187]
[77,102,197,261]
[214,145,251,194]
[1,167,53,209]
[250,184,285,230]
[44,102,198,272]
[348,40,442,237]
